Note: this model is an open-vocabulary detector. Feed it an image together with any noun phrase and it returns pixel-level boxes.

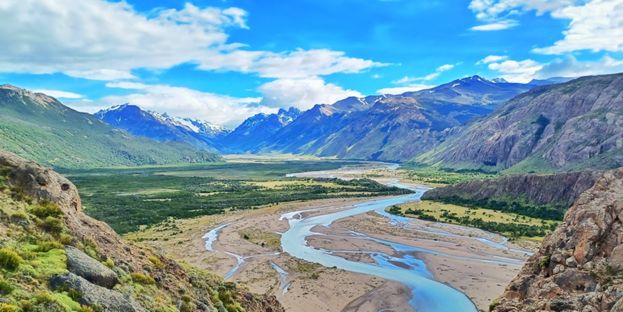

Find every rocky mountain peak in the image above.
[493,168,623,311]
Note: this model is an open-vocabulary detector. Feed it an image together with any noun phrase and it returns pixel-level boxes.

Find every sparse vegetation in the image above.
[389,201,559,238]
[130,272,156,285]
[401,165,496,185]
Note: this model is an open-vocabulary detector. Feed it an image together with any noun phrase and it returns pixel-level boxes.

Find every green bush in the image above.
[40,216,63,234]
[103,258,114,269]
[30,202,63,219]
[147,256,164,269]
[0,303,19,312]
[0,249,22,271]
[0,278,15,295]
[34,241,63,252]
[130,272,155,285]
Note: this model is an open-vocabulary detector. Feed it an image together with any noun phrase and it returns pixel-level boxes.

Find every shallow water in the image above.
[280,188,479,312]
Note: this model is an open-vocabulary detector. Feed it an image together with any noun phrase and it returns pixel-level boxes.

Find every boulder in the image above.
[50,273,145,312]
[65,246,118,289]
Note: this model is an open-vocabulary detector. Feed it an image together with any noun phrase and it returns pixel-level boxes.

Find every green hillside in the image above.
[0,85,220,168]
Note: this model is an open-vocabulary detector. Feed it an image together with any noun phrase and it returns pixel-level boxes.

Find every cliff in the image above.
[0,150,283,312]
[493,168,623,311]
[422,171,601,220]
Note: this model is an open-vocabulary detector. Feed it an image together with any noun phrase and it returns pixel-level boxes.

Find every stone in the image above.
[65,246,118,289]
[50,273,145,312]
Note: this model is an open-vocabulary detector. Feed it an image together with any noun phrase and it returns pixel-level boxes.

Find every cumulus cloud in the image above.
[198,49,386,79]
[82,83,267,128]
[33,89,84,99]
[471,20,518,31]
[477,55,508,64]
[483,55,623,82]
[533,0,623,54]
[484,59,544,82]
[0,0,381,81]
[258,78,362,110]
[468,0,623,54]
[376,84,433,95]
[537,55,623,78]
[393,64,455,84]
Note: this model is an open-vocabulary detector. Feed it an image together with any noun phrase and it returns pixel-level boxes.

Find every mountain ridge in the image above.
[0,85,220,168]
[418,73,623,172]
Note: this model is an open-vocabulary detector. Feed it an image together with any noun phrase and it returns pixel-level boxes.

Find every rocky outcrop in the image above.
[493,168,623,311]
[422,170,601,218]
[50,273,145,312]
[421,73,623,172]
[65,246,119,289]
[0,150,284,312]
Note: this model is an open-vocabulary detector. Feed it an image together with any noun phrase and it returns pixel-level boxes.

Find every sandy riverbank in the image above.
[129,194,533,311]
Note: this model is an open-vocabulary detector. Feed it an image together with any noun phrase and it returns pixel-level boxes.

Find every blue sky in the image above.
[0,0,622,127]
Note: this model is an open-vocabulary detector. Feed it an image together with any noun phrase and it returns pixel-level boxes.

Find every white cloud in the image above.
[537,55,623,78]
[468,0,576,21]
[469,0,623,54]
[486,59,544,82]
[81,83,267,128]
[484,55,623,82]
[478,55,508,64]
[533,0,623,54]
[377,84,433,95]
[33,89,83,99]
[393,64,455,84]
[0,0,381,80]
[198,49,386,79]
[258,78,362,110]
[471,20,518,31]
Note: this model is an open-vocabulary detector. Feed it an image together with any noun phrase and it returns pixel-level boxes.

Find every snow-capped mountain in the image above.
[219,107,301,153]
[94,104,228,151]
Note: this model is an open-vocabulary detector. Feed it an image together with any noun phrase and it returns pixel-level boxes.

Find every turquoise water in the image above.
[280,187,479,312]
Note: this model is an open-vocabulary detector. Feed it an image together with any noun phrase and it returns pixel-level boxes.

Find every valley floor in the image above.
[128,163,536,311]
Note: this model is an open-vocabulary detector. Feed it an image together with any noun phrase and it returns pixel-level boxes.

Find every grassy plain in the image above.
[390,200,559,239]
[63,159,410,234]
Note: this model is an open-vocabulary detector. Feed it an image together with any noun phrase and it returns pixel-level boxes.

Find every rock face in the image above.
[65,246,119,289]
[422,170,601,218]
[50,273,144,312]
[493,168,623,311]
[0,150,284,312]
[421,73,623,172]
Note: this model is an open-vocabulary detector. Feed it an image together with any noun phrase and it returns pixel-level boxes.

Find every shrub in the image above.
[148,256,164,269]
[40,216,63,234]
[34,241,63,252]
[0,249,22,271]
[0,303,19,312]
[0,278,14,295]
[30,202,63,219]
[130,272,155,285]
[103,258,114,269]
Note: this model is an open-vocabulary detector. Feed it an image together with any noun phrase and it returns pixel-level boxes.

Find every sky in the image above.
[0,0,622,127]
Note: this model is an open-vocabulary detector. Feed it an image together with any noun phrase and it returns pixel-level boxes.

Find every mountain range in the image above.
[91,75,547,162]
[419,73,623,172]
[6,72,622,173]
[225,75,564,161]
[0,85,220,168]
[95,104,229,152]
